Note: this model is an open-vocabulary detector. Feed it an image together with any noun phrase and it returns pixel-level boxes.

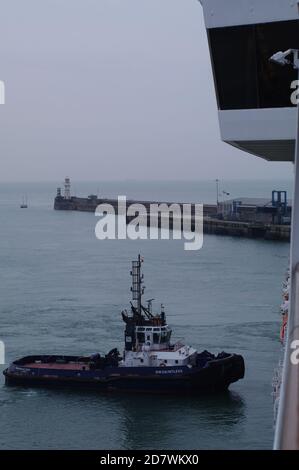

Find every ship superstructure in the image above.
[121,255,197,368]
[199,0,299,448]
[200,0,299,162]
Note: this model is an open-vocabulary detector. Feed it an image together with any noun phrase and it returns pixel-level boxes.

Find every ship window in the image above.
[137,333,145,343]
[153,333,160,343]
[175,360,178,364]
[140,358,144,363]
[146,328,152,331]
[208,20,299,110]
[146,335,150,341]
[160,332,168,343]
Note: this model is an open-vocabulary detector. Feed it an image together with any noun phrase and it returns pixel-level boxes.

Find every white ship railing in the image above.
[274,266,299,450]
[274,50,299,450]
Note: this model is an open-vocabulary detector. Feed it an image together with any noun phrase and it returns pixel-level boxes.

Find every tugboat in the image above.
[3,256,245,394]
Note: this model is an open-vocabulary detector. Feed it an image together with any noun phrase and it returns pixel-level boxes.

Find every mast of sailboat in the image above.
[130,254,145,316]
[20,194,28,208]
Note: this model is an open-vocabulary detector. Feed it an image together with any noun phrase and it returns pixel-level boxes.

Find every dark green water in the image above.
[0,181,290,449]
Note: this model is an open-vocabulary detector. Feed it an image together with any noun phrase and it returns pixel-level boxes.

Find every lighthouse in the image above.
[64,177,71,200]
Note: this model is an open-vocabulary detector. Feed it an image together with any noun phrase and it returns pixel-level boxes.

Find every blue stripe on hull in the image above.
[3,354,245,394]
[4,366,232,393]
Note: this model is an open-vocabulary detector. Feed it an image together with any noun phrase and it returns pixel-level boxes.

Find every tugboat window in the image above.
[160,332,168,343]
[208,20,299,110]
[137,333,145,343]
[153,333,160,343]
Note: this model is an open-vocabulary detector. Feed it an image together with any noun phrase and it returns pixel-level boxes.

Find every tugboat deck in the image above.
[25,362,88,371]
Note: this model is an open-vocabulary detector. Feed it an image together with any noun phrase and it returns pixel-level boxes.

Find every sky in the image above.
[0,0,294,182]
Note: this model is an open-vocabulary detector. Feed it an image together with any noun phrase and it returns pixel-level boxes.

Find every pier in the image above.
[54,183,290,242]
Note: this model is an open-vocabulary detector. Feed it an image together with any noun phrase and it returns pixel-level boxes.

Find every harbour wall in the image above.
[54,196,290,242]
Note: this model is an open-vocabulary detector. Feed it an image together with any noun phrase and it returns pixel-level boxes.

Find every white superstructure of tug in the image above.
[120,255,197,368]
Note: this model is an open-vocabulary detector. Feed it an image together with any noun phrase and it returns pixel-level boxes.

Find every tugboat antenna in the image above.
[130,254,145,316]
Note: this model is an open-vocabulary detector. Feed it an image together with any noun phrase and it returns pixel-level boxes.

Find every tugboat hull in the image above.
[3,353,245,394]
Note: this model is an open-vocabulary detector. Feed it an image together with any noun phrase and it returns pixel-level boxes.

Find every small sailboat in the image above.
[20,195,28,209]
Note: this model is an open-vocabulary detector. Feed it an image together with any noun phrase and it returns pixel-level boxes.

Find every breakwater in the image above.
[54,196,290,242]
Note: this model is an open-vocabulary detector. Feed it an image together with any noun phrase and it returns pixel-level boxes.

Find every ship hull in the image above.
[3,354,245,394]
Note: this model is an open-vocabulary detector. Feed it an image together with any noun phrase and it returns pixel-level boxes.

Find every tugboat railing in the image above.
[274,263,299,450]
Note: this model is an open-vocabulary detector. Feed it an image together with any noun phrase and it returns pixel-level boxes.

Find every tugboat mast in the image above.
[130,254,145,316]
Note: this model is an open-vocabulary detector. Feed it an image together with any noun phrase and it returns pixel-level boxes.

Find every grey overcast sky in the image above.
[0,0,294,181]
